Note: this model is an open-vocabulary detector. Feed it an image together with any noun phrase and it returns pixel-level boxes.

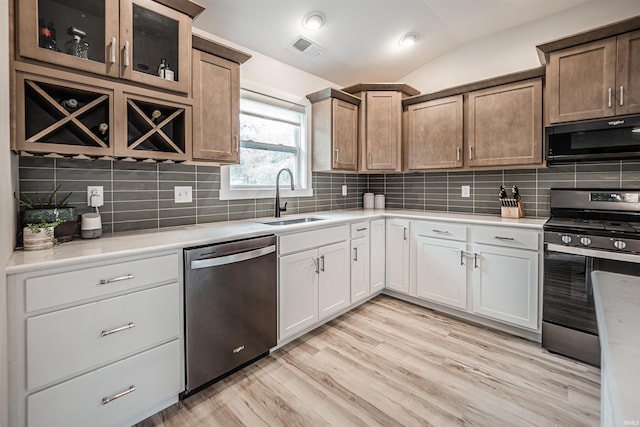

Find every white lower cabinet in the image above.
[471,243,538,330]
[414,236,467,309]
[278,225,350,342]
[8,251,183,427]
[386,218,410,293]
[370,219,386,292]
[351,236,370,303]
[408,220,541,332]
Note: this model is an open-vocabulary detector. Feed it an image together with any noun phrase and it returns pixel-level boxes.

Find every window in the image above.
[220,89,312,200]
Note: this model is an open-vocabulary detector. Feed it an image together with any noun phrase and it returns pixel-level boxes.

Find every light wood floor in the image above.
[137,295,600,427]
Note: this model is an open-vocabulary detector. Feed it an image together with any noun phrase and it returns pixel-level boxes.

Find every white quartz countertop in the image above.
[6,208,545,274]
[592,271,640,426]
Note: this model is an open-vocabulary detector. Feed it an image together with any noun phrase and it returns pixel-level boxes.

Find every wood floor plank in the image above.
[136,295,600,427]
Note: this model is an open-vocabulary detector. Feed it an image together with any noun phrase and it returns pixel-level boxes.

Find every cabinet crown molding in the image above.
[192,34,252,64]
[156,0,205,18]
[341,83,420,97]
[536,14,640,65]
[306,88,361,105]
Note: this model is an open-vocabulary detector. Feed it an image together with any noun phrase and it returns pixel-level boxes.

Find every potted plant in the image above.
[15,184,78,243]
[22,218,64,251]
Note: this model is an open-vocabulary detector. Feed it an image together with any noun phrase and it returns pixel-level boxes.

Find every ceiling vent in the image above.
[290,35,324,58]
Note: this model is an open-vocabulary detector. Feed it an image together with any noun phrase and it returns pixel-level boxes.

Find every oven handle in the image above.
[546,243,640,263]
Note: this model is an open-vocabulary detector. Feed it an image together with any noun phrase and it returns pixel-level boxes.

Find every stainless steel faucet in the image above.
[275,168,294,217]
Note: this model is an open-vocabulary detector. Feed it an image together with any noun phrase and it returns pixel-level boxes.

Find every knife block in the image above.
[501,201,525,218]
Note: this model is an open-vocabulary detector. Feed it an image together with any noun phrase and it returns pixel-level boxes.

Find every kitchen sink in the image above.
[261,217,326,226]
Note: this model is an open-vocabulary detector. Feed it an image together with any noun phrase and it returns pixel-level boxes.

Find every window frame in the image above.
[220,87,313,201]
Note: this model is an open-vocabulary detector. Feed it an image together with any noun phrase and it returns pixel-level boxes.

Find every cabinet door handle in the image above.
[474,253,479,269]
[469,146,473,160]
[100,322,136,337]
[123,41,130,68]
[432,229,450,235]
[99,274,135,285]
[320,255,325,272]
[620,86,624,106]
[494,236,515,241]
[403,227,408,240]
[353,247,358,261]
[234,134,239,152]
[109,37,117,64]
[608,87,612,108]
[313,257,319,274]
[456,147,461,162]
[368,152,372,165]
[460,250,465,266]
[102,385,136,405]
[335,149,339,163]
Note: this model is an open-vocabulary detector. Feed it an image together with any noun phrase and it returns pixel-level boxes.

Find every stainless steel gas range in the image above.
[543,189,640,367]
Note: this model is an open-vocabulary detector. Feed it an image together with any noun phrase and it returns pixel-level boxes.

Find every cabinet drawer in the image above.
[412,221,467,241]
[351,221,370,239]
[27,340,180,427]
[25,253,179,312]
[27,283,180,390]
[473,226,539,251]
[279,225,348,255]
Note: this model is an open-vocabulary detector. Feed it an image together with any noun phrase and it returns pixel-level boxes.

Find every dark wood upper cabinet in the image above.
[307,88,360,172]
[466,78,543,167]
[616,30,640,116]
[405,95,463,170]
[546,38,617,123]
[363,91,402,171]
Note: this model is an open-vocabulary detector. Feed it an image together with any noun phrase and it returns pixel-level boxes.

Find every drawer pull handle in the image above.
[102,385,136,405]
[99,274,135,285]
[494,236,515,241]
[432,229,450,234]
[356,227,367,232]
[101,322,136,337]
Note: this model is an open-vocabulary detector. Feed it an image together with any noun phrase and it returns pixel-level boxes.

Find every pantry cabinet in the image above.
[16,0,203,94]
[307,88,360,172]
[191,36,250,163]
[542,29,640,123]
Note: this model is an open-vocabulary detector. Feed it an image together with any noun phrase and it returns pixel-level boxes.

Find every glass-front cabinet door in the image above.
[17,0,120,78]
[119,0,191,94]
[18,0,192,94]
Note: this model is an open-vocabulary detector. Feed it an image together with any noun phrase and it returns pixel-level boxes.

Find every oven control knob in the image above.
[614,240,627,250]
[561,235,572,244]
[580,237,592,246]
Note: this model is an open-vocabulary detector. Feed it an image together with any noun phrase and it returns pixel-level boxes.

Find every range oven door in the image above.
[543,243,640,366]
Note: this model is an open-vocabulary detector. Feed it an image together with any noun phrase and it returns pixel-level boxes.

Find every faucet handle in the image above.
[280,201,288,212]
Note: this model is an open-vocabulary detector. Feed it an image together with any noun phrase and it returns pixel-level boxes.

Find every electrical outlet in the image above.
[461,185,471,198]
[174,186,192,203]
[342,185,347,196]
[87,186,104,207]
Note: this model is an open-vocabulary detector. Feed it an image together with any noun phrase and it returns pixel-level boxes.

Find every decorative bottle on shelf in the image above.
[38,19,59,51]
[158,59,175,81]
[91,122,109,142]
[64,26,89,59]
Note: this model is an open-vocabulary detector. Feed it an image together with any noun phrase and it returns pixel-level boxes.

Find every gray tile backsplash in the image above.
[17,157,640,234]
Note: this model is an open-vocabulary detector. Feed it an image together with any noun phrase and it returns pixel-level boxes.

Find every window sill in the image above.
[219,187,313,201]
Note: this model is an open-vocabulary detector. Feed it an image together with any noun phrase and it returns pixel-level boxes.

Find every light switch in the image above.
[342,185,347,196]
[175,186,193,203]
[461,185,471,198]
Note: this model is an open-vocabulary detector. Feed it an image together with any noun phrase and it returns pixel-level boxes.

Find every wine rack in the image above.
[118,93,191,161]
[15,72,114,157]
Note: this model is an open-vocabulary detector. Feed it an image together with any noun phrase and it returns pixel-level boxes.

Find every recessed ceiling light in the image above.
[399,33,418,47]
[302,11,326,30]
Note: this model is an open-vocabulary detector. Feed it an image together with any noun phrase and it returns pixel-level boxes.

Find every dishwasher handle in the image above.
[190,245,276,269]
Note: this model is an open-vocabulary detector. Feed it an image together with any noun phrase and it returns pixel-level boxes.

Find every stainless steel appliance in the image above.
[543,189,640,366]
[184,235,277,395]
[546,115,640,163]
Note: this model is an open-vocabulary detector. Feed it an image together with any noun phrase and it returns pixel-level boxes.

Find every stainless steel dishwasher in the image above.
[183,235,277,395]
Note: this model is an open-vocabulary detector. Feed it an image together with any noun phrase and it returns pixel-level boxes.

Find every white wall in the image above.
[401,0,640,93]
[192,27,340,102]
[0,0,14,423]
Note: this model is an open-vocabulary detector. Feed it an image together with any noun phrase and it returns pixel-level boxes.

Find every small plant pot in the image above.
[22,207,78,242]
[23,226,55,251]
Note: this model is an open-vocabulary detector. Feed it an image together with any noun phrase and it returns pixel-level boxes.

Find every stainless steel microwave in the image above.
[546,116,640,164]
